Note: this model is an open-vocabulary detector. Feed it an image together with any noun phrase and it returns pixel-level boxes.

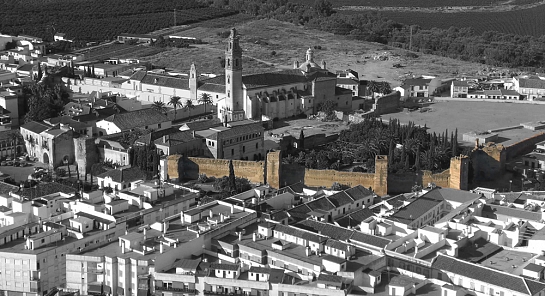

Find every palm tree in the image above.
[198,93,212,114]
[152,101,167,114]
[367,81,380,99]
[168,96,183,119]
[184,99,195,118]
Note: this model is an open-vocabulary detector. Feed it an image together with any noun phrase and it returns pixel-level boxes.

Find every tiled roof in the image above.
[327,192,354,207]
[335,208,375,228]
[135,127,178,146]
[202,121,263,141]
[344,185,374,201]
[198,83,225,93]
[403,78,432,86]
[325,239,349,251]
[96,167,146,183]
[317,274,343,284]
[0,181,18,195]
[103,108,169,131]
[432,254,545,295]
[425,188,481,204]
[335,86,352,95]
[179,118,221,131]
[518,78,545,89]
[287,204,312,221]
[249,266,271,274]
[482,204,542,221]
[388,192,444,225]
[155,130,197,145]
[21,121,49,134]
[73,107,121,123]
[306,196,336,212]
[296,220,354,241]
[273,224,324,243]
[349,231,391,248]
[336,78,358,85]
[452,80,469,87]
[141,73,189,89]
[241,69,319,89]
[209,263,239,271]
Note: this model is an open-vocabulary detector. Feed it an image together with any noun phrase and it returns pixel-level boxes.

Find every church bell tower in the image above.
[222,28,244,123]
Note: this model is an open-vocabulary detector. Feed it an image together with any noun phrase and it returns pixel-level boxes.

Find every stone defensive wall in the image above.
[166,152,467,196]
[167,155,266,184]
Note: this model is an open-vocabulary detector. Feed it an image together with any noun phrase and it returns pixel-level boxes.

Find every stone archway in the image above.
[43,152,50,165]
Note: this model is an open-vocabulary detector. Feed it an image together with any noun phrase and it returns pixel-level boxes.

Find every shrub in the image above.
[271,50,277,56]
[55,168,66,177]
[197,173,209,183]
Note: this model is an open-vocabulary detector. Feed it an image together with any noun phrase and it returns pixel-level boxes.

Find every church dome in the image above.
[299,47,321,72]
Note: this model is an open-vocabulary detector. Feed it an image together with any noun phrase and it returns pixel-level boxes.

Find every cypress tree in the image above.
[415,146,421,171]
[452,128,458,156]
[299,130,305,151]
[37,64,43,81]
[228,159,237,194]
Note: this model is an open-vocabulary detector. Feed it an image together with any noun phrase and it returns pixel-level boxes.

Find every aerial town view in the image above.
[3,0,545,296]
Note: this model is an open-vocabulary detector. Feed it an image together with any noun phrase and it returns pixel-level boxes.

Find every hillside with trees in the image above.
[216,0,545,69]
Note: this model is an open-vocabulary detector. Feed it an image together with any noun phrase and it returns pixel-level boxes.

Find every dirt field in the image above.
[383,101,545,146]
[142,19,486,87]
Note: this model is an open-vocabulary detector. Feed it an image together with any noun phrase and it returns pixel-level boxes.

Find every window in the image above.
[158,123,161,129]
[119,270,123,277]
[243,146,245,153]
[256,143,258,149]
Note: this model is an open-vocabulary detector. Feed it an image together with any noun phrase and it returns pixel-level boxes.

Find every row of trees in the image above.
[284,117,462,173]
[152,93,214,118]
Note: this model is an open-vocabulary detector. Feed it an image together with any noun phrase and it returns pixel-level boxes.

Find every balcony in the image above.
[156,287,196,294]
[203,291,243,296]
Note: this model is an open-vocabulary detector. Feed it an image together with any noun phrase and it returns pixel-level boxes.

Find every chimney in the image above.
[305,247,310,257]
[220,213,225,223]
[238,232,242,241]
[252,232,257,242]
[321,60,326,70]
[209,209,214,218]
[192,130,195,138]
[160,243,164,254]
[163,222,168,234]
[475,138,479,148]
[230,205,235,214]
[143,227,147,237]
[293,60,299,69]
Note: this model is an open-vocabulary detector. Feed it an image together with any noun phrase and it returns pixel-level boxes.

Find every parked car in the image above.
[13,162,20,167]
[6,161,13,166]
[0,161,5,166]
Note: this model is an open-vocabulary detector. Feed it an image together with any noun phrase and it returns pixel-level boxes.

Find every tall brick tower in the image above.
[189,63,198,103]
[222,28,244,123]
[449,155,469,190]
[373,155,388,196]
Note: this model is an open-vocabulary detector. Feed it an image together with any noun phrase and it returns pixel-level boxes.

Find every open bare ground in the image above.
[141,19,486,87]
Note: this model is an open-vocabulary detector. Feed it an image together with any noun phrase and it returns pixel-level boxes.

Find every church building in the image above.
[197,28,352,123]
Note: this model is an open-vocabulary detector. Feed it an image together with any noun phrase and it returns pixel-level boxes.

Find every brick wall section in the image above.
[74,137,99,174]
[303,169,376,190]
[166,155,265,184]
[372,91,401,115]
[505,132,545,160]
[266,151,282,189]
